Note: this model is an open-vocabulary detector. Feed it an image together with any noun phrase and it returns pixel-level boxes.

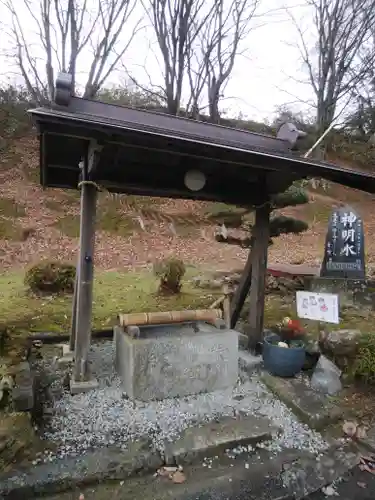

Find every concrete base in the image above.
[114,322,239,401]
[57,344,74,367]
[70,378,99,395]
[61,344,73,356]
[238,351,263,375]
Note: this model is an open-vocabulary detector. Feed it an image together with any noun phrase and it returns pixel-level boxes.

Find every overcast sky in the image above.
[0,0,315,122]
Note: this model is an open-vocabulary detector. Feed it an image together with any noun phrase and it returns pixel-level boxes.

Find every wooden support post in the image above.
[72,177,98,384]
[229,252,252,329]
[245,203,271,351]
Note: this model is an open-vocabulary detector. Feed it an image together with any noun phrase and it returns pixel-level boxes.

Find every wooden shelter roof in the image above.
[29,84,375,206]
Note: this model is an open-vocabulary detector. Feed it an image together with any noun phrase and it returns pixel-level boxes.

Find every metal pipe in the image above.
[304,121,336,159]
[28,329,114,344]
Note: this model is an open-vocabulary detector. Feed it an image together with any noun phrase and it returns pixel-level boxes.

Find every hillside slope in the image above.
[1,136,375,273]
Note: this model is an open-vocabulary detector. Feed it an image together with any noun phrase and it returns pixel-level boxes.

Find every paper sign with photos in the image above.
[296,291,339,324]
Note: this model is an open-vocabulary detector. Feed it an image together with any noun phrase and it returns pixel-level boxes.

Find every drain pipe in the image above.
[27,328,114,344]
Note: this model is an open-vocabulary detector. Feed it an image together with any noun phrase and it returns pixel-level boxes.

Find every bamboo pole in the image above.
[118,309,222,328]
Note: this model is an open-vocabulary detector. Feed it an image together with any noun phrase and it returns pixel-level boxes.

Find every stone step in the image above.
[261,372,342,430]
[7,443,360,500]
[164,414,281,465]
[0,439,162,498]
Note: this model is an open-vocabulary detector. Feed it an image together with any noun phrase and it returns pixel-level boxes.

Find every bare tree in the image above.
[141,0,214,115]
[2,0,142,104]
[185,32,207,119]
[197,0,260,123]
[291,0,375,140]
[345,28,375,139]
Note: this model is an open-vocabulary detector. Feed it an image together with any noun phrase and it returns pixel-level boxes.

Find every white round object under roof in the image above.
[184,170,206,191]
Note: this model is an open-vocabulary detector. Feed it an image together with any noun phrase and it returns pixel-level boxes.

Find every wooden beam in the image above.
[229,251,252,329]
[245,203,271,351]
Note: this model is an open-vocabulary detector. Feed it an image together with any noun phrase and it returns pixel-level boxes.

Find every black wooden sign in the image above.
[320,206,365,279]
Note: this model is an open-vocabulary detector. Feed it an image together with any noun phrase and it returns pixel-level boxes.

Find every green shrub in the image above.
[25,261,76,294]
[153,257,186,295]
[351,333,375,385]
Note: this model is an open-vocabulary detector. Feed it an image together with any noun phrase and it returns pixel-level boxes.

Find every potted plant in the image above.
[262,331,306,378]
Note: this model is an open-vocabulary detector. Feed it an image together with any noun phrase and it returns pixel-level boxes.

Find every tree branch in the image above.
[2,0,142,103]
[289,0,375,141]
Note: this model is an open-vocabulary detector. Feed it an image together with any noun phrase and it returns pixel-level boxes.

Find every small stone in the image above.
[171,471,186,484]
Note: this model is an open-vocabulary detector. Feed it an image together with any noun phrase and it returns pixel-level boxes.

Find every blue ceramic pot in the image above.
[262,333,306,377]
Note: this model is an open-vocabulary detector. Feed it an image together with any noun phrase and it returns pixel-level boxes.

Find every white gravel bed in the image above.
[42,342,329,461]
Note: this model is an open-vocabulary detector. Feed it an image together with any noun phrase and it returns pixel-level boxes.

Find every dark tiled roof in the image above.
[29,97,375,197]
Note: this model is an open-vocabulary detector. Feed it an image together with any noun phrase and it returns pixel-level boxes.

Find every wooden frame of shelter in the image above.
[29,73,375,392]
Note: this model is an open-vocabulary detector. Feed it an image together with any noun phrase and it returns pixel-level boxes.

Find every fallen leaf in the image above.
[171,471,186,484]
[357,482,367,488]
[362,465,375,475]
